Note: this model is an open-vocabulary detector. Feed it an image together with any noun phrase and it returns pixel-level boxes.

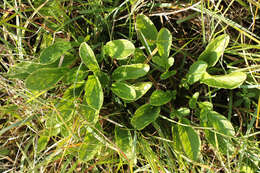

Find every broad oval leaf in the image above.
[200,110,235,154]
[177,118,201,161]
[79,42,100,72]
[37,135,50,153]
[111,82,136,100]
[135,14,158,53]
[208,111,235,137]
[40,41,72,64]
[25,68,67,91]
[156,28,172,58]
[115,127,134,160]
[78,133,102,162]
[104,39,135,60]
[112,64,150,81]
[152,56,174,71]
[84,75,103,110]
[198,34,230,67]
[124,82,153,103]
[79,104,99,124]
[201,72,247,89]
[186,60,208,84]
[150,90,172,106]
[133,82,153,101]
[95,71,110,88]
[131,104,160,130]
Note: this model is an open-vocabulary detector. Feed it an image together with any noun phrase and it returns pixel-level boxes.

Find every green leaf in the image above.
[201,72,247,89]
[177,107,190,117]
[160,70,177,80]
[63,81,85,99]
[130,48,146,64]
[189,92,199,109]
[104,39,135,60]
[79,104,99,124]
[8,54,76,80]
[198,34,230,67]
[25,68,67,91]
[111,82,136,100]
[63,67,88,85]
[131,104,160,130]
[78,133,102,162]
[114,127,134,160]
[84,75,103,110]
[200,110,235,154]
[94,71,110,88]
[177,118,201,161]
[150,90,172,106]
[135,14,158,53]
[37,135,50,153]
[112,64,150,81]
[39,41,72,64]
[133,82,153,101]
[156,28,172,58]
[171,124,183,152]
[152,56,174,71]
[186,60,208,84]
[79,42,100,72]
[7,62,43,79]
[123,82,152,103]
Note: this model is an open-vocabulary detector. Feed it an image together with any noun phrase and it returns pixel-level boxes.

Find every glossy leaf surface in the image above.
[156,28,172,58]
[131,104,160,130]
[104,39,135,60]
[135,14,158,53]
[186,60,208,84]
[198,34,230,67]
[200,109,235,154]
[177,118,201,161]
[111,82,136,100]
[124,82,152,102]
[201,72,247,89]
[79,42,100,72]
[112,64,150,81]
[150,90,172,106]
[84,75,103,110]
[152,56,174,71]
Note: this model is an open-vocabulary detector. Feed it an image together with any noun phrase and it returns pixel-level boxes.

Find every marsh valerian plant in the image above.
[7,13,248,164]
